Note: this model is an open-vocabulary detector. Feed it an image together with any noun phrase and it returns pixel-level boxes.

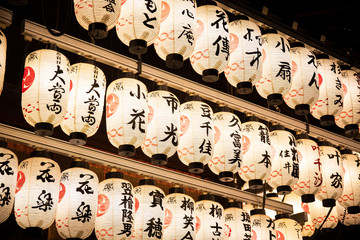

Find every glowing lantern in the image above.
[308,198,338,229]
[21,49,70,136]
[74,0,121,39]
[56,161,99,240]
[61,63,106,145]
[274,214,302,240]
[302,219,315,240]
[283,191,308,215]
[265,192,281,219]
[195,194,225,239]
[163,187,195,239]
[285,42,319,116]
[223,201,252,240]
[310,54,343,126]
[208,108,242,182]
[0,141,18,224]
[336,202,360,226]
[238,117,272,189]
[190,2,229,82]
[316,143,344,207]
[133,179,165,239]
[154,0,197,69]
[335,66,360,136]
[141,88,180,165]
[177,96,214,173]
[106,73,148,157]
[0,29,6,96]
[15,151,61,236]
[250,209,276,240]
[242,202,254,215]
[255,29,292,106]
[95,171,134,239]
[116,0,161,54]
[225,16,263,94]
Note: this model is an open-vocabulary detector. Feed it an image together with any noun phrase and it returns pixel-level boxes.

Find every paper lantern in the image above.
[255,29,292,106]
[265,192,281,219]
[308,198,338,229]
[74,0,121,39]
[95,171,135,239]
[177,97,214,173]
[15,151,60,235]
[283,191,308,215]
[338,149,360,214]
[0,29,6,96]
[250,209,276,240]
[274,214,302,240]
[56,161,99,240]
[302,219,315,240]
[268,125,299,195]
[163,187,195,239]
[336,202,360,226]
[238,117,272,189]
[116,0,161,54]
[310,54,343,126]
[208,109,242,182]
[284,42,319,116]
[335,66,360,136]
[61,63,106,145]
[316,144,344,207]
[106,73,148,157]
[21,49,70,136]
[133,179,165,239]
[242,202,254,215]
[0,141,18,224]
[195,194,225,239]
[292,134,322,203]
[141,88,180,165]
[223,201,252,240]
[154,0,197,69]
[225,16,263,94]
[190,2,229,82]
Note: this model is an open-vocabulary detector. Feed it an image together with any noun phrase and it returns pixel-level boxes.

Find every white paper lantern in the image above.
[195,194,225,239]
[225,16,263,94]
[106,74,148,157]
[15,151,61,231]
[335,67,360,136]
[336,202,360,226]
[154,0,197,69]
[56,161,99,240]
[116,0,161,54]
[316,144,344,207]
[163,187,195,240]
[308,198,338,229]
[283,191,309,215]
[61,63,106,145]
[274,215,302,240]
[310,54,343,126]
[238,118,272,189]
[74,0,121,39]
[250,209,276,240]
[223,201,252,240]
[0,29,7,96]
[302,219,315,239]
[141,89,180,165]
[255,29,292,106]
[0,141,18,224]
[177,98,214,173]
[292,135,322,203]
[133,179,165,239]
[190,2,229,82]
[284,42,319,115]
[95,171,135,240]
[208,110,242,182]
[21,49,70,136]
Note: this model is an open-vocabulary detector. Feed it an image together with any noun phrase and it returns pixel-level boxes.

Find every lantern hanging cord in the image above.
[262,181,266,209]
[42,0,72,37]
[135,54,142,79]
[304,114,310,133]
[309,206,334,240]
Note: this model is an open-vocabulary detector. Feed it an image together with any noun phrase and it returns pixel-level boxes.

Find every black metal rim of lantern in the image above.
[265,192,278,198]
[30,150,52,159]
[129,39,148,55]
[237,81,253,95]
[226,200,242,209]
[34,122,54,137]
[344,124,359,138]
[267,93,283,107]
[24,227,43,238]
[151,153,168,166]
[166,53,184,69]
[320,115,335,127]
[245,115,259,122]
[69,132,87,146]
[118,144,136,157]
[105,171,124,179]
[295,104,310,116]
[347,206,360,214]
[197,0,217,7]
[219,171,234,182]
[188,162,204,174]
[275,213,290,220]
[276,185,292,196]
[198,193,216,201]
[301,194,315,203]
[169,187,186,194]
[250,208,266,216]
[202,68,219,82]
[269,123,285,131]
[248,179,264,190]
[139,178,156,186]
[88,22,108,40]
[70,160,89,169]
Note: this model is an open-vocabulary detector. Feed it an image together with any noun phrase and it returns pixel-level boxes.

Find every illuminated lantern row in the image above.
[255,29,292,106]
[223,201,252,240]
[308,198,338,230]
[336,202,360,226]
[154,0,197,69]
[0,141,18,224]
[285,42,319,116]
[225,16,263,94]
[190,2,229,82]
[0,29,6,96]
[195,194,225,239]
[311,54,343,126]
[116,0,161,54]
[274,214,302,240]
[142,87,180,165]
[163,187,195,240]
[56,160,99,240]
[61,63,106,146]
[15,151,60,236]
[106,73,148,157]
[335,66,360,136]
[95,171,134,240]
[73,0,121,39]
[208,108,242,182]
[21,49,70,136]
[177,96,214,173]
[250,209,276,240]
[239,117,272,189]
[268,125,299,195]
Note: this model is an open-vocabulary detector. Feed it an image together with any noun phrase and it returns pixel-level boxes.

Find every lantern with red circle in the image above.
[0,29,7,96]
[250,209,276,240]
[308,198,338,230]
[274,214,302,240]
[224,201,252,240]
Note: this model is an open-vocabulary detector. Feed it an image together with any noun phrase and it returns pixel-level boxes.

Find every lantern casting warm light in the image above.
[274,214,302,240]
[223,201,252,240]
[0,29,6,96]
[308,198,338,230]
[250,209,276,240]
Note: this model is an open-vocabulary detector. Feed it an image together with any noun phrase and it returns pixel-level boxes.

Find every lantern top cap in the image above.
[216,105,231,113]
[197,0,217,7]
[185,94,202,102]
[290,42,305,48]
[266,192,279,198]
[0,140,7,148]
[71,160,89,169]
[340,65,352,71]
[296,133,309,139]
[139,178,156,186]
[105,171,124,179]
[340,149,353,154]
[119,71,136,79]
[154,84,169,91]
[262,28,278,35]
[226,201,242,209]
[169,187,186,194]
[250,209,266,216]
[245,115,259,122]
[315,53,329,59]
[198,194,216,201]
[270,123,285,131]
[275,213,291,220]
[233,15,249,21]
[30,150,51,159]
[318,140,332,146]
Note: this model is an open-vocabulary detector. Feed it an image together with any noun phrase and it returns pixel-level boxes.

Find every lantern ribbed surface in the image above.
[224,206,252,239]
[336,203,360,226]
[0,30,7,96]
[308,198,338,229]
[274,217,302,240]
[250,211,276,240]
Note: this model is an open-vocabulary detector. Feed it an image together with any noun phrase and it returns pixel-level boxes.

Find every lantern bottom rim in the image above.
[88,22,108,39]
[24,227,43,238]
[34,122,53,136]
[237,82,253,95]
[129,39,147,55]
[301,194,315,203]
[166,53,184,69]
[219,171,234,182]
[267,93,283,106]
[118,144,136,157]
[151,154,168,166]
[69,132,87,146]
[295,104,310,116]
[277,185,292,195]
[348,206,360,214]
[322,198,336,207]
[320,115,335,126]
[202,69,219,82]
[188,162,204,174]
[345,124,359,137]
[248,179,263,189]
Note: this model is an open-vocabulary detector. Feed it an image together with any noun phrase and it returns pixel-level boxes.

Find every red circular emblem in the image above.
[22,66,35,93]
[106,93,119,118]
[15,171,25,194]
[58,183,66,203]
[97,194,110,217]
[164,208,173,229]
